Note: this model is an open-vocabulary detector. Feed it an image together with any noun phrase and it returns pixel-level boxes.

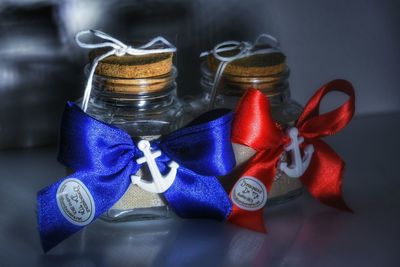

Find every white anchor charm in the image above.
[279,127,314,178]
[131,140,179,193]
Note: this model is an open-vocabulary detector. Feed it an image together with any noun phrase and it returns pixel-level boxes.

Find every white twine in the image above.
[75,29,177,112]
[200,34,281,109]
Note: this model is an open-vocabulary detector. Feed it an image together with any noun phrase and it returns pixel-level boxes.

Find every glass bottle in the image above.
[198,49,303,205]
[80,50,190,221]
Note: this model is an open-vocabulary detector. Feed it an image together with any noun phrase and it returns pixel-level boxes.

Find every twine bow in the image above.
[75,29,176,111]
[200,34,281,109]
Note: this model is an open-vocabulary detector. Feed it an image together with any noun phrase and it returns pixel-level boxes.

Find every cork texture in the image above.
[92,73,173,94]
[208,50,286,77]
[89,48,173,78]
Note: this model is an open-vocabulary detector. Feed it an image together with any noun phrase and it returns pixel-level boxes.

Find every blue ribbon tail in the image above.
[37,166,137,252]
[164,168,232,220]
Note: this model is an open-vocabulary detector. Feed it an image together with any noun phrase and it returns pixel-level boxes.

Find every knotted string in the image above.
[200,34,280,109]
[75,29,177,111]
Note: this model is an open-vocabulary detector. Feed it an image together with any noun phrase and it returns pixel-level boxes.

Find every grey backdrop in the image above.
[1,0,399,148]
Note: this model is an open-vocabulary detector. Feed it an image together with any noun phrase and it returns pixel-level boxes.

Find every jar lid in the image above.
[90,66,177,94]
[207,46,286,77]
[89,48,173,79]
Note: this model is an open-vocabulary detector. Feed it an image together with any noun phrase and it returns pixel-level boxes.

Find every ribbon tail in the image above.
[228,148,282,232]
[301,140,352,212]
[37,179,77,252]
[37,166,135,252]
[163,167,232,220]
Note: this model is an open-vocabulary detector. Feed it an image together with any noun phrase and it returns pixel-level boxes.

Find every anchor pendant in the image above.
[131,140,179,193]
[279,127,314,178]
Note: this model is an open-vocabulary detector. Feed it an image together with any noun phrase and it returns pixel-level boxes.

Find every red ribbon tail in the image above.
[301,140,352,212]
[228,206,267,233]
[228,149,282,232]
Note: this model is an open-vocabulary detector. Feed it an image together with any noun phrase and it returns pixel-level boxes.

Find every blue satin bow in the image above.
[37,102,235,252]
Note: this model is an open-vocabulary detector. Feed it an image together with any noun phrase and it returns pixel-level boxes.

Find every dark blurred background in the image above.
[1,0,399,149]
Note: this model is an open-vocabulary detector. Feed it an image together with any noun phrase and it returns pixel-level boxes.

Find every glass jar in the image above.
[199,50,303,205]
[79,51,191,221]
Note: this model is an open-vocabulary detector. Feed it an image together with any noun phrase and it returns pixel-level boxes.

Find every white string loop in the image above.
[200,34,281,109]
[75,29,177,112]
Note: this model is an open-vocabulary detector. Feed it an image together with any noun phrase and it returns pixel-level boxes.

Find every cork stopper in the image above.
[88,48,176,94]
[207,46,286,77]
[206,45,289,96]
[89,48,173,79]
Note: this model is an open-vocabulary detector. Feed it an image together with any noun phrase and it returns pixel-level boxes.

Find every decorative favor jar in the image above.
[200,43,303,204]
[77,44,190,221]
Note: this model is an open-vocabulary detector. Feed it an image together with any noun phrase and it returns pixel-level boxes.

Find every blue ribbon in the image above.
[37,102,235,252]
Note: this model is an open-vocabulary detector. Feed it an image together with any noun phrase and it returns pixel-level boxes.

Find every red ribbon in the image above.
[228,79,355,232]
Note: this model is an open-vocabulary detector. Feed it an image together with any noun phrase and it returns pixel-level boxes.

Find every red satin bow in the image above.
[228,79,355,232]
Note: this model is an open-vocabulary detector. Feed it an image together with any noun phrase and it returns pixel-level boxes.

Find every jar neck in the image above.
[88,67,177,110]
[200,61,291,105]
[90,86,176,111]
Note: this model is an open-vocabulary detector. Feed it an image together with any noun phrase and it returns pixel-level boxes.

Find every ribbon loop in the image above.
[297,79,356,139]
[58,102,137,174]
[232,88,285,151]
[75,29,127,49]
[201,40,252,62]
[254,33,280,47]
[160,108,235,176]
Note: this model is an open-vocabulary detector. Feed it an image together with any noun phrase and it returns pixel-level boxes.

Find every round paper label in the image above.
[231,176,267,211]
[56,178,95,226]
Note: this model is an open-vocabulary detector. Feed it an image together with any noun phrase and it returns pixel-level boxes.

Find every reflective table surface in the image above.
[1,113,399,267]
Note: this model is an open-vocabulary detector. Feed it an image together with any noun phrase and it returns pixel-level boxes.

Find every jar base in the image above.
[100,189,302,222]
[266,187,303,206]
[100,206,171,222]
